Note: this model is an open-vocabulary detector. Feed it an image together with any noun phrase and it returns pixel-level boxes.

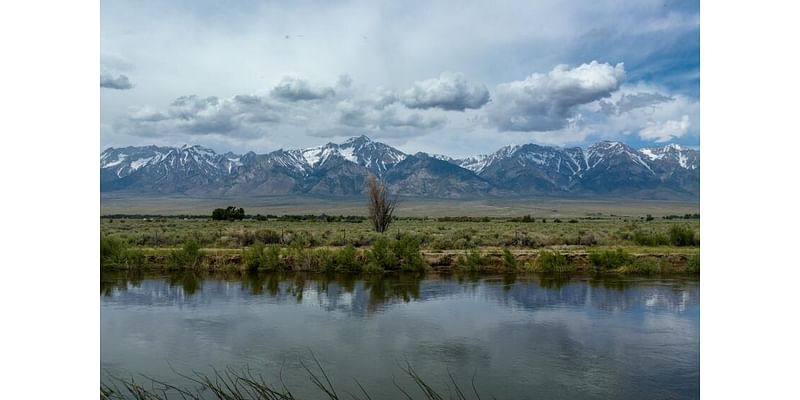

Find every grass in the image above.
[167,239,202,269]
[101,356,487,400]
[100,215,699,274]
[502,249,518,272]
[100,235,144,267]
[535,250,570,273]
[456,249,491,272]
[100,215,699,251]
[618,258,668,274]
[588,248,634,270]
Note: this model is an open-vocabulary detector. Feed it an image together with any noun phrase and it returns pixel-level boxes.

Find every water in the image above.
[101,272,699,399]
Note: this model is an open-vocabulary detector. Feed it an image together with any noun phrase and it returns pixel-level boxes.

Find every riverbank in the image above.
[101,245,699,274]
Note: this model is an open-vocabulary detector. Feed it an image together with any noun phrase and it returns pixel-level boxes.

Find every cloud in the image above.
[588,82,699,143]
[270,77,335,101]
[487,61,625,131]
[639,115,690,142]
[379,108,445,130]
[399,72,490,111]
[337,101,445,131]
[116,94,282,137]
[100,73,134,90]
[599,92,673,115]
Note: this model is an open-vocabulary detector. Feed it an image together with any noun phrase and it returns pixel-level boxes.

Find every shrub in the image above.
[100,236,144,267]
[686,254,700,274]
[632,230,670,246]
[588,248,633,270]
[212,206,245,221]
[578,232,598,246]
[168,239,203,268]
[669,225,699,246]
[502,249,518,272]
[368,236,396,270]
[242,242,282,272]
[101,235,126,266]
[536,250,568,273]
[394,236,426,272]
[316,249,337,273]
[335,245,361,273]
[366,236,426,272]
[457,250,489,272]
[243,242,265,272]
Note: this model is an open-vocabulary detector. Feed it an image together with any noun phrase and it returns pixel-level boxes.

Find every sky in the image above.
[100,0,699,158]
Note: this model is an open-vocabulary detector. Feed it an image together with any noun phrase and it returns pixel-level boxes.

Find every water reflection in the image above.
[101,271,699,399]
[101,271,698,316]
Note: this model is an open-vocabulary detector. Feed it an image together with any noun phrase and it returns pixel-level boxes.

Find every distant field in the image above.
[101,194,699,218]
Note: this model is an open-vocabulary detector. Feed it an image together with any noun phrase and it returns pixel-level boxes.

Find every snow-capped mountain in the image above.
[101,137,699,198]
[640,144,699,170]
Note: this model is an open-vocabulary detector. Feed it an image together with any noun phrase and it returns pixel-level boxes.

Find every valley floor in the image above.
[100,206,700,274]
[101,194,699,218]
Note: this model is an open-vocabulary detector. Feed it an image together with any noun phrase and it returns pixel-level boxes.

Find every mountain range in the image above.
[100,136,699,199]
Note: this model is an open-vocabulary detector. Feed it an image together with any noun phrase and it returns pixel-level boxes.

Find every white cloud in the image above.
[270,77,336,101]
[100,73,134,90]
[587,82,699,142]
[487,61,625,131]
[116,94,283,138]
[400,72,490,111]
[640,115,691,142]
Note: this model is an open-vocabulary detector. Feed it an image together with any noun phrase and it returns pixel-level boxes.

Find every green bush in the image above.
[457,250,489,272]
[669,225,699,246]
[632,230,670,246]
[168,239,203,268]
[242,242,282,272]
[316,249,337,273]
[368,236,396,270]
[394,236,426,272]
[243,242,266,272]
[536,250,568,273]
[335,245,361,273]
[100,235,145,267]
[686,254,700,274]
[366,236,426,272]
[588,248,633,270]
[101,235,126,265]
[502,249,518,272]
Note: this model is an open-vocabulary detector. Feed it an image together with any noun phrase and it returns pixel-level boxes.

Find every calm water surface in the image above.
[101,272,699,399]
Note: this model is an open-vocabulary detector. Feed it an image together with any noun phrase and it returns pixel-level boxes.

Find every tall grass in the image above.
[456,249,490,272]
[168,239,203,268]
[502,249,518,272]
[536,250,569,273]
[618,258,665,274]
[101,357,486,400]
[243,243,283,272]
[588,248,633,270]
[687,253,700,274]
[100,236,144,268]
[668,225,700,246]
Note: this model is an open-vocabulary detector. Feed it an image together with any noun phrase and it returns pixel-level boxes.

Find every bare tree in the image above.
[366,175,396,233]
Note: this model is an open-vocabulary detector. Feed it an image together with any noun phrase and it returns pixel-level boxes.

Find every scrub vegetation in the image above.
[100,214,699,274]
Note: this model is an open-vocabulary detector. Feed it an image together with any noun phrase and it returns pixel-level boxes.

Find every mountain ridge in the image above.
[101,136,699,199]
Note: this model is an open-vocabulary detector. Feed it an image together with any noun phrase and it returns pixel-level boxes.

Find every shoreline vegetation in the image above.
[103,356,489,400]
[101,215,699,275]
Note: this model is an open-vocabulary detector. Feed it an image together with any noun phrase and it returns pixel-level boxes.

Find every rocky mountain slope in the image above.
[101,136,699,198]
